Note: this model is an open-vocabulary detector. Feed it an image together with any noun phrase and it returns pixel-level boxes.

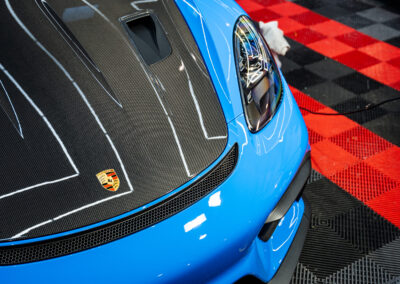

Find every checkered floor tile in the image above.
[237,0,400,282]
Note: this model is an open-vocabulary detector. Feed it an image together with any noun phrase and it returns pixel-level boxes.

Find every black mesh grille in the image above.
[0,144,237,265]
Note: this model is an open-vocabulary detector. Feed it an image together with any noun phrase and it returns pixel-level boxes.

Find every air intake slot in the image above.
[121,13,172,65]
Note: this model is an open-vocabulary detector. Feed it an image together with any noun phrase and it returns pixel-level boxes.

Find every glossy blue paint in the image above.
[0,0,310,282]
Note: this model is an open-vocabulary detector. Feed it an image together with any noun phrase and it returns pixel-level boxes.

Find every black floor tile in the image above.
[314,4,353,20]
[280,56,301,74]
[333,72,382,95]
[335,14,375,29]
[284,68,326,90]
[386,36,400,48]
[333,97,387,124]
[305,58,354,80]
[293,0,326,9]
[286,45,326,67]
[337,1,374,12]
[363,112,400,147]
[383,18,400,30]
[305,81,356,106]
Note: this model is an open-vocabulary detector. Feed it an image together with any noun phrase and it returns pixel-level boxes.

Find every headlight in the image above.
[234,16,282,132]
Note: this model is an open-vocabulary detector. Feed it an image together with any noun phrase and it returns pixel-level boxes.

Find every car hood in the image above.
[0,0,227,241]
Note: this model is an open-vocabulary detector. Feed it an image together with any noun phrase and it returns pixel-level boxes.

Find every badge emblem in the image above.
[96,169,120,192]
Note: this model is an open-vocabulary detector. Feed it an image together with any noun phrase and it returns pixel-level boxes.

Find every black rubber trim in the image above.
[265,152,311,223]
[0,144,238,265]
[258,219,280,242]
[268,197,311,284]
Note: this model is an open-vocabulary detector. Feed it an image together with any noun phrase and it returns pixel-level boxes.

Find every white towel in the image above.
[259,21,290,68]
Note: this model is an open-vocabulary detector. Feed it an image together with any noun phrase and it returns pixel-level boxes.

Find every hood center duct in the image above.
[121,13,172,65]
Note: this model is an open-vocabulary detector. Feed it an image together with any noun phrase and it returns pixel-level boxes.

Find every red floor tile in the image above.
[308,128,324,145]
[359,42,400,62]
[365,146,400,183]
[290,11,330,26]
[277,17,305,33]
[367,186,400,228]
[330,162,398,202]
[359,62,400,85]
[308,38,354,57]
[236,0,265,12]
[335,31,378,49]
[387,56,400,69]
[311,139,359,177]
[310,20,354,38]
[334,50,380,70]
[252,0,286,6]
[249,8,282,22]
[267,2,309,17]
[290,86,326,115]
[286,28,327,45]
[303,107,359,138]
[329,125,393,160]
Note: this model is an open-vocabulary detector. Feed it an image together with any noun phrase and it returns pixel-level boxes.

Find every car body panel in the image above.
[0,0,310,282]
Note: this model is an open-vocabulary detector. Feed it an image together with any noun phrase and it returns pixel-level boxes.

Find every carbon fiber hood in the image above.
[0,0,227,241]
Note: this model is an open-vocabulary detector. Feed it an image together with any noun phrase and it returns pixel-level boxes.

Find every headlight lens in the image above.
[234,16,282,132]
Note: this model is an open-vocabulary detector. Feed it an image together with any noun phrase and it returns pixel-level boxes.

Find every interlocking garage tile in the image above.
[307,128,324,145]
[359,23,400,41]
[248,8,281,22]
[384,18,400,30]
[361,86,400,112]
[359,42,400,62]
[290,10,330,26]
[309,139,359,177]
[332,204,400,253]
[303,107,359,137]
[235,0,264,12]
[280,56,301,74]
[363,113,400,147]
[304,177,362,220]
[330,161,398,202]
[387,56,400,69]
[329,125,393,160]
[325,256,398,283]
[307,169,323,184]
[314,5,352,20]
[336,31,378,48]
[305,81,356,106]
[286,37,304,50]
[367,187,400,229]
[267,2,309,17]
[299,220,365,279]
[333,97,387,125]
[357,7,400,23]
[290,86,326,110]
[335,14,375,29]
[337,1,373,12]
[287,28,327,45]
[285,45,325,66]
[333,72,382,95]
[284,68,325,90]
[293,0,325,10]
[308,38,354,57]
[291,263,319,284]
[251,0,286,6]
[386,36,400,48]
[276,16,305,33]
[334,50,380,70]
[365,146,400,183]
[310,20,354,37]
[369,237,400,276]
[359,62,400,86]
[304,58,354,80]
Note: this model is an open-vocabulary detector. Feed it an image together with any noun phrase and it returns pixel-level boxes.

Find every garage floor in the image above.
[237,0,400,282]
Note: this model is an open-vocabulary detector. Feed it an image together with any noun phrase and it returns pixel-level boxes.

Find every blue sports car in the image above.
[0,0,310,283]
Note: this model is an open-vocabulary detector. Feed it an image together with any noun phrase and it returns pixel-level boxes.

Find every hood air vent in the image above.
[121,13,172,65]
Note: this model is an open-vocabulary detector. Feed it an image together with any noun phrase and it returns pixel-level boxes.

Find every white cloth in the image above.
[259,21,290,68]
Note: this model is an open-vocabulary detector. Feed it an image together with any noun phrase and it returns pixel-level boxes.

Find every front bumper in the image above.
[0,79,309,283]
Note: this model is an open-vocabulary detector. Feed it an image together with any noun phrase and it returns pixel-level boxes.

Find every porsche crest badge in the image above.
[96,169,120,192]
